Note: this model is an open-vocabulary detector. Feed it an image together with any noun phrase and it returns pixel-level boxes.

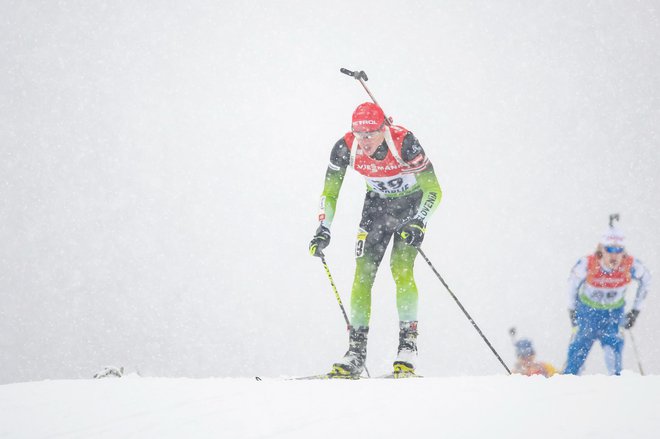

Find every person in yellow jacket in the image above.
[513,339,557,377]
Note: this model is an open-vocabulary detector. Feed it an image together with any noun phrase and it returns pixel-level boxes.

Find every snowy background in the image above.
[1,0,659,384]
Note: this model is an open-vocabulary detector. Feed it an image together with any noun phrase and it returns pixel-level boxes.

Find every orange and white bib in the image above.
[343,125,428,196]
[579,255,634,309]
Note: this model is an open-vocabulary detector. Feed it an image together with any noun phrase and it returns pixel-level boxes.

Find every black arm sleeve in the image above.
[329,137,351,169]
[400,132,426,163]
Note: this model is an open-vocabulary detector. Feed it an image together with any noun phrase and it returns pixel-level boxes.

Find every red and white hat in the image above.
[600,226,625,248]
[351,102,385,132]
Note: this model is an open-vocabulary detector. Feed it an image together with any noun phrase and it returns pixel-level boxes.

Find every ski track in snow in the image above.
[1,374,659,438]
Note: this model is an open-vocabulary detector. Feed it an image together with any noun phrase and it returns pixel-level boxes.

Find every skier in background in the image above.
[563,225,651,375]
[309,102,442,378]
[512,339,556,377]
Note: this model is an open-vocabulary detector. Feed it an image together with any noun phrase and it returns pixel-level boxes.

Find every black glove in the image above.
[624,309,640,329]
[309,225,331,257]
[569,309,578,327]
[399,218,426,247]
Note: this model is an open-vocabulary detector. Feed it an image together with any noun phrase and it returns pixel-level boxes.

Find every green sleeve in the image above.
[317,137,350,229]
[319,166,347,228]
[413,164,442,225]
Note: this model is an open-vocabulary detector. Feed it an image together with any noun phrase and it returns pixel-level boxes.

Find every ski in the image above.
[377,373,423,379]
[255,371,424,381]
[290,373,359,380]
[254,374,359,381]
[261,373,423,380]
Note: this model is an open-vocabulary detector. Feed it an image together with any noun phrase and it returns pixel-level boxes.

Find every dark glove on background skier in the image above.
[624,309,640,329]
[569,309,578,327]
[399,218,426,247]
[309,225,331,257]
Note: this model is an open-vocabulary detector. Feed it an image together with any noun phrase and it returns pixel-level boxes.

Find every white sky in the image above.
[1,0,659,383]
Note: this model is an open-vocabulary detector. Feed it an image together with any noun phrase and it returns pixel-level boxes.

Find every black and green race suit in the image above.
[318,128,442,327]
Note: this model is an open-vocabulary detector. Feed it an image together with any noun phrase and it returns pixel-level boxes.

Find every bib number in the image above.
[355,228,368,258]
[366,175,415,195]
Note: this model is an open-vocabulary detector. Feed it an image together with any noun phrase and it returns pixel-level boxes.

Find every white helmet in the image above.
[600,226,625,248]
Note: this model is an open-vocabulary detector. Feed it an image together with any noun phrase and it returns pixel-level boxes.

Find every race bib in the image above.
[355,228,368,258]
[580,284,627,308]
[366,174,417,195]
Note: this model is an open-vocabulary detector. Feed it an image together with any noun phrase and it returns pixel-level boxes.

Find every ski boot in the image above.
[393,321,418,378]
[328,326,368,379]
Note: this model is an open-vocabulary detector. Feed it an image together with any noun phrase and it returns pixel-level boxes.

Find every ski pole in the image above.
[609,213,620,227]
[320,255,351,329]
[340,67,392,126]
[627,329,645,376]
[561,326,578,373]
[319,254,371,378]
[508,327,518,343]
[416,247,511,375]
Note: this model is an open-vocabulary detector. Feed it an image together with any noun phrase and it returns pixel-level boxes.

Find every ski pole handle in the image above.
[609,213,620,227]
[340,68,368,81]
[339,67,391,126]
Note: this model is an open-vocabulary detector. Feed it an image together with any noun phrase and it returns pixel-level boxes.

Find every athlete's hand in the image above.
[624,309,640,329]
[399,218,426,247]
[309,225,331,257]
[569,309,578,327]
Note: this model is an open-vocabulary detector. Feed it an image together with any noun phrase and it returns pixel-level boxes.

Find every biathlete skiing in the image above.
[563,222,651,375]
[309,101,442,378]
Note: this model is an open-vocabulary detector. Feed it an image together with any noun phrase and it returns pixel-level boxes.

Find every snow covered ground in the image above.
[2,374,659,438]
